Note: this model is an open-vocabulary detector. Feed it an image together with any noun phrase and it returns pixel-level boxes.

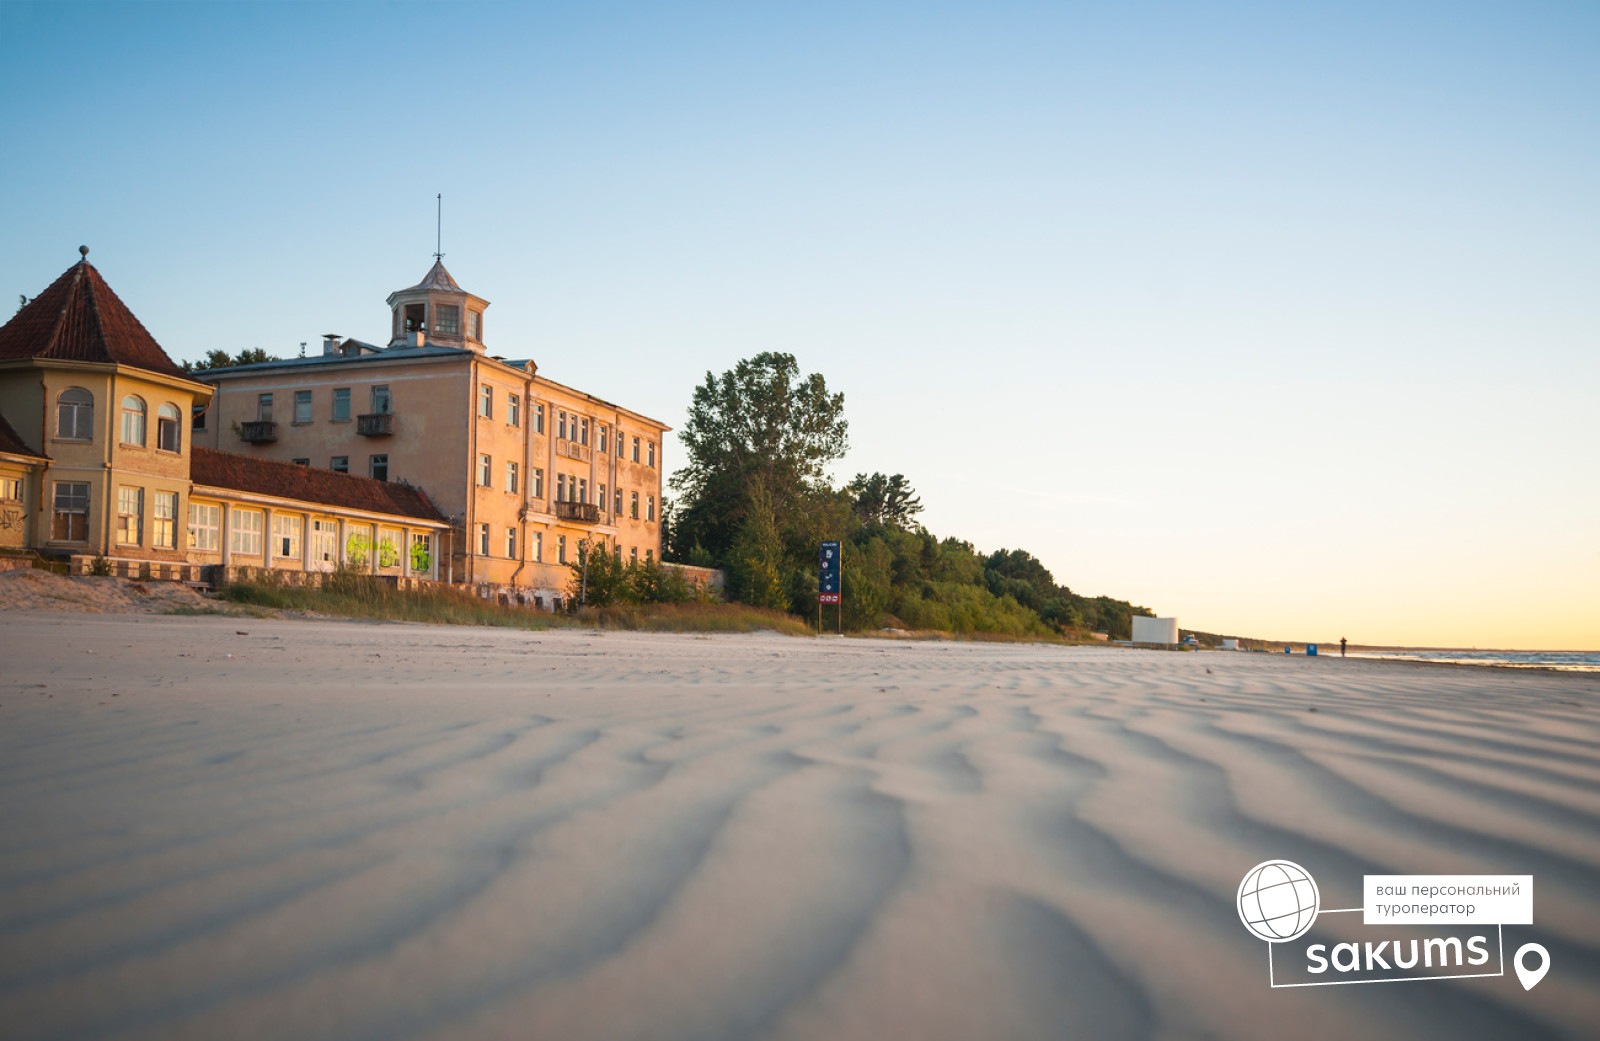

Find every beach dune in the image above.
[0,614,1596,1040]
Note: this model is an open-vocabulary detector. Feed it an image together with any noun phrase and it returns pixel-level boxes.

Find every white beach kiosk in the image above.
[1131,616,1180,645]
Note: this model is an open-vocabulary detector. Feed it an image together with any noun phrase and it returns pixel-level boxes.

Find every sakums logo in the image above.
[1236,860,1551,992]
[1237,861,1320,942]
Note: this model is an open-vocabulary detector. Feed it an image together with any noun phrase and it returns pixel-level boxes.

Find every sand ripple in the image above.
[0,615,1596,1040]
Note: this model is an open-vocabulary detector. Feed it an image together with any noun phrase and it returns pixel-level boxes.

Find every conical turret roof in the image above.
[402,258,464,294]
[0,252,187,379]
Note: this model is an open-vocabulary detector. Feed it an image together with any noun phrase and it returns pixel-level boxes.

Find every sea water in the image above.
[1348,650,1600,673]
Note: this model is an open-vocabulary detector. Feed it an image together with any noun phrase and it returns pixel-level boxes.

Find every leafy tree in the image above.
[570,541,633,606]
[841,536,892,629]
[671,352,848,561]
[631,557,692,604]
[181,347,282,373]
[663,353,1158,638]
[985,548,1056,597]
[567,541,694,606]
[848,472,924,529]
[724,476,790,610]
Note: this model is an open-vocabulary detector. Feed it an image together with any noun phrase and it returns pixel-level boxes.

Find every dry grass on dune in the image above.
[217,574,814,635]
[571,601,813,635]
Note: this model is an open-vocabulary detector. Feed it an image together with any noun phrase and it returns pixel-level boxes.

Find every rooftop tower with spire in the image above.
[384,259,489,352]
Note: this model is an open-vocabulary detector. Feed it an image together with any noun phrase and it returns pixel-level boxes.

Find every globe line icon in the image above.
[1238,860,1320,942]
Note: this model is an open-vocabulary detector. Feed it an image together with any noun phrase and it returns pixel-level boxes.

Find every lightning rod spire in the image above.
[434,193,444,261]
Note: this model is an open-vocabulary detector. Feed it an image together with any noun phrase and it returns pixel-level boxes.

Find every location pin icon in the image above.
[1514,943,1550,991]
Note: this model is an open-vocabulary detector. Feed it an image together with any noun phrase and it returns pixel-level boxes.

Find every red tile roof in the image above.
[0,412,46,461]
[0,254,189,379]
[190,448,447,524]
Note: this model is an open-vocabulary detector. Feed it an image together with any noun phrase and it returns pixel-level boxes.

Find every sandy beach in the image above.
[1,613,1596,1040]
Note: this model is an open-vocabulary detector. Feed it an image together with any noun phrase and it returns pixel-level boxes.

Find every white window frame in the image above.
[410,532,432,572]
[57,388,94,441]
[230,508,263,557]
[121,395,147,446]
[116,485,143,545]
[311,519,338,568]
[478,454,492,487]
[345,523,374,567]
[273,513,303,560]
[188,501,220,551]
[378,527,403,570]
[152,491,178,549]
[506,461,518,494]
[157,403,182,452]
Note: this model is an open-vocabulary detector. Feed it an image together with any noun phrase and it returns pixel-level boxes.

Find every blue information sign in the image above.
[819,540,841,604]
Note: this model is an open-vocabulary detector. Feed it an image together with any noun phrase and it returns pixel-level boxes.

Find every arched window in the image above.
[56,388,94,440]
[120,395,146,446]
[157,403,181,453]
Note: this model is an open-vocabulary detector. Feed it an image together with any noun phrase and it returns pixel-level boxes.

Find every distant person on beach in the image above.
[1341,637,1347,657]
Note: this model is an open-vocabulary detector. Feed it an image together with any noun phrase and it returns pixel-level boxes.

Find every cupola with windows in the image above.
[384,259,489,352]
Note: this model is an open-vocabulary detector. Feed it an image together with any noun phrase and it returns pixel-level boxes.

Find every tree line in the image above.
[179,348,281,373]
[663,352,1154,638]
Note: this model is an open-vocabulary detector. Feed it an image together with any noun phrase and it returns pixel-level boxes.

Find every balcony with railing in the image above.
[237,420,277,443]
[357,413,394,437]
[554,501,600,523]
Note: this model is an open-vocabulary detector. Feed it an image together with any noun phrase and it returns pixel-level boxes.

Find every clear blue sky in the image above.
[3,1,1596,647]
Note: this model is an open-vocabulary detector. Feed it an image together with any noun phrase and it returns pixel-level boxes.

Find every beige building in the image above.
[187,448,448,584]
[0,249,448,580]
[192,259,669,607]
[0,414,49,552]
